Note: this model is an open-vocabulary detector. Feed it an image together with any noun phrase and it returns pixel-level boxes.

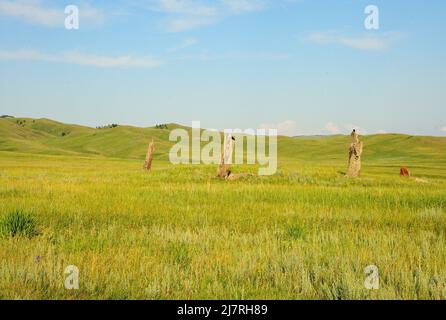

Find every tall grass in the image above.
[0,151,445,299]
[0,210,37,238]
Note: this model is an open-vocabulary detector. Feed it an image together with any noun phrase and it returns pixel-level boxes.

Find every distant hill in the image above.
[0,117,187,160]
[1,117,446,168]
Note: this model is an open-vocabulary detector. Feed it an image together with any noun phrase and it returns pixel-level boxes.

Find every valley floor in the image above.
[0,151,445,299]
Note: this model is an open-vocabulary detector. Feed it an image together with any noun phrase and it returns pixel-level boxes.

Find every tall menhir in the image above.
[346,130,363,178]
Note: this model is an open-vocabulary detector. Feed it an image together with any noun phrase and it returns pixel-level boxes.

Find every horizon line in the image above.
[2,115,446,138]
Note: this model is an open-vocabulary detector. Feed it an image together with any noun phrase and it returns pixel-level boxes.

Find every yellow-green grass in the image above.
[0,118,446,299]
[2,117,446,166]
[1,150,445,300]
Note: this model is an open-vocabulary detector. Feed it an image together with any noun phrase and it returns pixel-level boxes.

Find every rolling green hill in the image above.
[1,116,446,170]
[0,117,182,159]
[1,116,446,299]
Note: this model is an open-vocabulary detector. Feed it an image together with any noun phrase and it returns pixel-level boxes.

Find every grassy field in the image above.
[1,117,446,299]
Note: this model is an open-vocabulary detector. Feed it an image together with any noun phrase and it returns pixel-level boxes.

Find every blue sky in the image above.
[0,0,445,136]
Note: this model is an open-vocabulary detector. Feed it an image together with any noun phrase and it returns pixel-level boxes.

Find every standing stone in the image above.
[216,153,231,179]
[216,134,234,179]
[346,130,363,178]
[400,167,410,177]
[143,139,156,172]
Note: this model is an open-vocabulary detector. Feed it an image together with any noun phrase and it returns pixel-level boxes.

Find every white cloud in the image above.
[147,0,219,32]
[320,122,371,135]
[222,0,266,14]
[322,122,341,134]
[338,36,387,50]
[154,0,218,16]
[376,129,388,134]
[0,0,62,26]
[146,0,285,32]
[260,120,299,136]
[63,52,161,68]
[153,0,267,15]
[344,124,368,135]
[77,3,104,24]
[173,50,289,62]
[440,127,446,132]
[0,0,104,27]
[307,31,403,50]
[0,49,161,68]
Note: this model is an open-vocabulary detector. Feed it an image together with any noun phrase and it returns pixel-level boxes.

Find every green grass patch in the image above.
[0,210,38,238]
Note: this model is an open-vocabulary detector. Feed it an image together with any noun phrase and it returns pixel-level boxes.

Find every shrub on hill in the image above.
[96,124,119,129]
[16,119,26,127]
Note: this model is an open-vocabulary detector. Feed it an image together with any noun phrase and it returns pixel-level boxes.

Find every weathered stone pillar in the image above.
[400,167,410,177]
[143,139,156,172]
[216,134,234,179]
[346,130,363,178]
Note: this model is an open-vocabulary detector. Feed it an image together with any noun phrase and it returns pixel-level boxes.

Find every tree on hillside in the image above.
[96,124,119,129]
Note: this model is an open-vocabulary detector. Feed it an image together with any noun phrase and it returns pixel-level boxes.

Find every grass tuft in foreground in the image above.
[0,210,38,238]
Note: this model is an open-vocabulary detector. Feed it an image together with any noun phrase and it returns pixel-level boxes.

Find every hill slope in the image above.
[1,117,446,168]
[0,117,181,159]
